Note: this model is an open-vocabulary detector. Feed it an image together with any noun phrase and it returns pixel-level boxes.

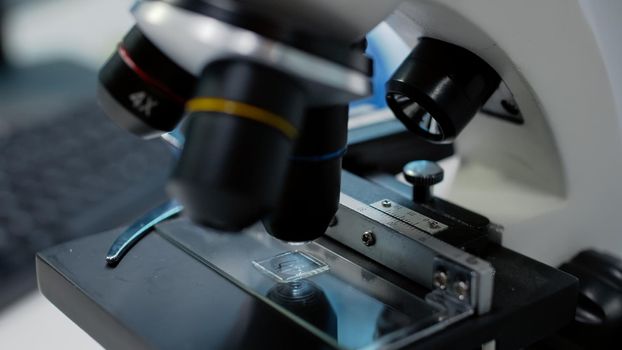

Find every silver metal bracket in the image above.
[370,199,448,235]
[326,194,495,315]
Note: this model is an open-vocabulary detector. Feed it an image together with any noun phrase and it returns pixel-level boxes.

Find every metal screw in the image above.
[361,231,376,246]
[428,220,440,229]
[381,200,392,208]
[501,99,520,115]
[466,256,479,265]
[433,271,448,290]
[454,281,470,300]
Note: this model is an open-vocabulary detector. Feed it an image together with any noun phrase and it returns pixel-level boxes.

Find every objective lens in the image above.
[98,26,196,139]
[264,105,349,242]
[169,60,306,231]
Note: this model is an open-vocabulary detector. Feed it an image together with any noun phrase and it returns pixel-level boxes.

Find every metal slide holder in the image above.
[326,194,495,316]
[106,130,185,266]
[106,199,183,265]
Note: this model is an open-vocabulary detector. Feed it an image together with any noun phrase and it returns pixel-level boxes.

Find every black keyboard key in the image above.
[0,100,174,308]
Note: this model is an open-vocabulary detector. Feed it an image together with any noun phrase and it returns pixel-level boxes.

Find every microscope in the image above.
[36,0,622,349]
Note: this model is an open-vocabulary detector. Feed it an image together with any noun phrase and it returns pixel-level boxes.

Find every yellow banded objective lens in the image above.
[186,98,298,139]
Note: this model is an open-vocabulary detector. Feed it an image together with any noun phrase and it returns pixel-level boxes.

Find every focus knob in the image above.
[403,160,444,203]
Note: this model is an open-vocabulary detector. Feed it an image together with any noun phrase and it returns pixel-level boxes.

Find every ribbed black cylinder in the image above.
[169,60,306,231]
[98,26,196,138]
[264,105,348,242]
[386,37,501,143]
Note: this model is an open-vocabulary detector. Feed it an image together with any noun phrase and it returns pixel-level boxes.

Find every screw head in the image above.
[466,256,479,265]
[361,231,376,246]
[501,99,520,115]
[454,281,470,300]
[381,200,392,208]
[433,271,448,290]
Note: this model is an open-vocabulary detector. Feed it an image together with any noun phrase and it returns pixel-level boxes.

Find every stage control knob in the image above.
[403,160,444,203]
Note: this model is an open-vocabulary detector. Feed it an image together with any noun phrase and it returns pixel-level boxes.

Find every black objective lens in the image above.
[264,105,348,242]
[98,26,196,138]
[386,38,501,143]
[169,60,306,231]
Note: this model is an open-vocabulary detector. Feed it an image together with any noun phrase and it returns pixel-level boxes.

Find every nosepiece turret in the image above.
[98,0,372,239]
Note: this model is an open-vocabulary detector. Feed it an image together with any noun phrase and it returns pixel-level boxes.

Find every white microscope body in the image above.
[131,0,622,265]
[390,0,622,266]
[34,2,622,348]
[261,0,622,266]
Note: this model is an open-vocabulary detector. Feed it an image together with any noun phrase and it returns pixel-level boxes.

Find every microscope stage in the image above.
[37,209,576,349]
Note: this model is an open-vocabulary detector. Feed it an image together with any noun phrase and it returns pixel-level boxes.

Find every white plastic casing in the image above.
[135,0,622,265]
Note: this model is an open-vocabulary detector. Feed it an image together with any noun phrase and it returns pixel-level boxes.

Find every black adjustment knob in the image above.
[558,250,622,348]
[403,160,444,203]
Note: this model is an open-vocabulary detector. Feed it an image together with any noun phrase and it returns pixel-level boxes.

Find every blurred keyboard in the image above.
[0,101,174,309]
